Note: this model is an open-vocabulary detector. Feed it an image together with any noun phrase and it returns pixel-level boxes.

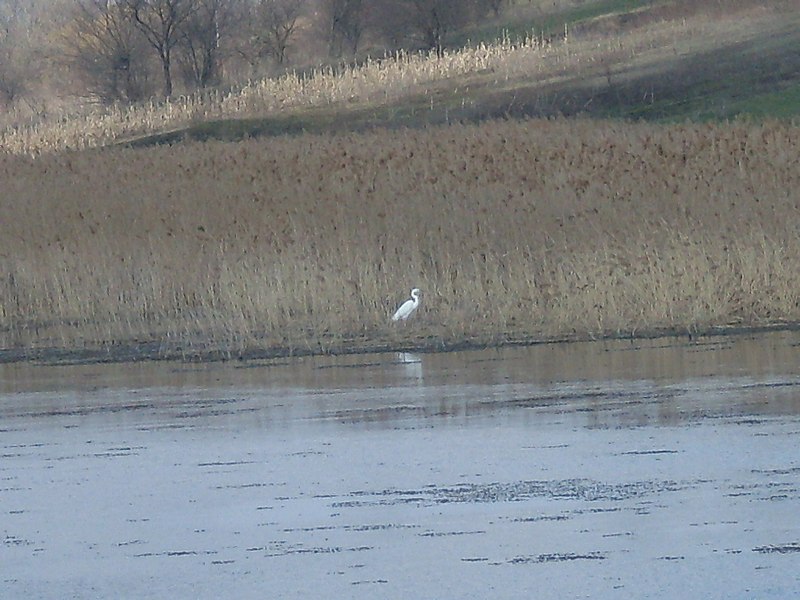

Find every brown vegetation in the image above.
[1,118,798,359]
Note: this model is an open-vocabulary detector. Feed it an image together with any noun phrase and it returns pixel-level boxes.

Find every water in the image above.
[2,333,799,599]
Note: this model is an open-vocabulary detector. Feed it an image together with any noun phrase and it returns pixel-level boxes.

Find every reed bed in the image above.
[1,118,798,358]
[0,2,781,156]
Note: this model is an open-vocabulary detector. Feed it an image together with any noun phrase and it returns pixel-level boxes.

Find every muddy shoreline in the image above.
[2,322,799,366]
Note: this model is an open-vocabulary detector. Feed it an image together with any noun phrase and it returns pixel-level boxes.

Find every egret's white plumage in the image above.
[392,288,420,321]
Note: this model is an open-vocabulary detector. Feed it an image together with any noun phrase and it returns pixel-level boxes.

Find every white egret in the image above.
[392,288,420,321]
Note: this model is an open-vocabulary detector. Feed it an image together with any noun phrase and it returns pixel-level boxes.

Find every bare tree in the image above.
[63,0,152,104]
[408,0,480,57]
[0,30,26,107]
[177,0,240,89]
[122,0,196,97]
[370,0,480,57]
[321,0,365,58]
[482,0,506,18]
[367,0,412,51]
[250,0,305,66]
[0,0,33,108]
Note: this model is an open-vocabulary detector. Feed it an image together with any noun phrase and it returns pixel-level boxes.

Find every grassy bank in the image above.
[1,118,798,361]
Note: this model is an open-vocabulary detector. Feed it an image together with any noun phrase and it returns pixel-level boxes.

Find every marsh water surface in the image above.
[2,333,800,599]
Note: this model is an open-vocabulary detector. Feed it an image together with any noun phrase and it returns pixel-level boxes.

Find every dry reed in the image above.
[1,118,798,358]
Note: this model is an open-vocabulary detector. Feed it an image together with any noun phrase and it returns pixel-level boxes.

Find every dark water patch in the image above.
[107,445,143,452]
[733,418,771,425]
[174,406,259,419]
[233,361,294,369]
[198,460,256,467]
[214,482,276,490]
[484,387,684,415]
[508,552,606,564]
[604,339,733,353]
[92,450,139,458]
[618,449,679,456]
[116,539,145,547]
[3,535,33,547]
[744,481,800,502]
[569,506,622,515]
[423,478,683,504]
[316,362,385,370]
[526,443,570,449]
[482,389,644,409]
[762,494,792,501]
[4,442,54,449]
[741,381,800,391]
[753,543,800,554]
[23,402,157,419]
[4,395,250,421]
[602,531,633,538]
[282,525,338,533]
[336,478,685,508]
[418,530,486,537]
[44,453,86,462]
[752,467,800,476]
[134,550,218,558]
[512,514,570,523]
[326,405,426,423]
[259,545,373,557]
[136,423,197,431]
[346,523,420,533]
[686,342,735,353]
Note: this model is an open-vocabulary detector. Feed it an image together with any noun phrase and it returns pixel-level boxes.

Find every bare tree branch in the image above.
[122,0,196,97]
[62,0,152,104]
[177,0,240,89]
[321,0,365,59]
[250,0,305,66]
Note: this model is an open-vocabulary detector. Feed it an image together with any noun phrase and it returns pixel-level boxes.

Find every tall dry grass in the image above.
[0,1,785,156]
[1,118,798,357]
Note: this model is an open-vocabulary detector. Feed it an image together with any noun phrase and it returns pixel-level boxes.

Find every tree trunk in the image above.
[161,49,173,97]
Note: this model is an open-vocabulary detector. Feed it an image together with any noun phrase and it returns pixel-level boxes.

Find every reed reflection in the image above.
[0,331,797,431]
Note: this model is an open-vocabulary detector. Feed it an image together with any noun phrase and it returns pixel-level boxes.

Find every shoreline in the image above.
[2,322,798,367]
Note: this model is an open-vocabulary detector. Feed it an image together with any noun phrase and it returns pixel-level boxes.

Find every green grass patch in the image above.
[454,0,653,47]
[724,82,800,120]
[613,83,800,122]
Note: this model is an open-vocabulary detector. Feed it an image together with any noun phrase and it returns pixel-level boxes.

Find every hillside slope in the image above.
[2,0,797,154]
[129,0,800,147]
